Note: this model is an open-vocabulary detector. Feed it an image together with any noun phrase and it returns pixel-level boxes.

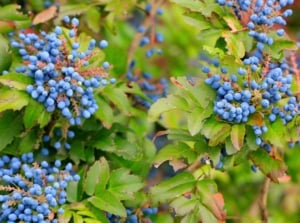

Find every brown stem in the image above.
[259,177,271,223]
[127,0,165,66]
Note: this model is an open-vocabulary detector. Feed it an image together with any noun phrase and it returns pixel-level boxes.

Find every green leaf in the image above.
[150,213,174,223]
[225,138,238,155]
[197,180,226,221]
[85,158,109,196]
[37,109,51,128]
[107,168,144,200]
[199,29,222,49]
[169,0,204,11]
[76,210,97,219]
[94,95,114,129]
[0,111,23,151]
[0,35,12,72]
[94,136,141,160]
[263,120,285,148]
[0,5,30,33]
[198,204,219,223]
[182,14,211,31]
[28,0,45,11]
[148,94,188,121]
[268,38,297,60]
[187,107,212,136]
[18,128,37,153]
[102,86,131,115]
[88,192,126,217]
[154,143,196,167]
[173,77,216,108]
[85,7,101,33]
[170,196,198,216]
[168,129,200,142]
[73,213,84,223]
[94,158,110,191]
[182,212,199,223]
[67,167,86,203]
[0,73,33,90]
[201,118,231,146]
[55,4,91,22]
[230,124,245,151]
[23,99,45,129]
[249,149,287,182]
[0,88,29,112]
[150,172,195,204]
[222,31,245,58]
[70,140,85,164]
[0,4,28,20]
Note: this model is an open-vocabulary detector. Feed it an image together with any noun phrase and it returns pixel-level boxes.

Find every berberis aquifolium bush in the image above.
[0,0,299,223]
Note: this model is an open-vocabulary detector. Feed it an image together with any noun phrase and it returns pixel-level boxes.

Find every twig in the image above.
[259,177,271,223]
[127,0,165,66]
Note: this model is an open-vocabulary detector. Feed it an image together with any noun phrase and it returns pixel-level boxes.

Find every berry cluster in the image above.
[217,0,294,48]
[11,16,114,125]
[126,2,168,109]
[203,55,299,150]
[204,64,256,123]
[127,60,168,109]
[107,207,158,223]
[40,128,75,155]
[0,153,79,222]
[137,3,164,58]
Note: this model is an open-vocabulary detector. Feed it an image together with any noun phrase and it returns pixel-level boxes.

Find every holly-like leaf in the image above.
[222,31,245,59]
[170,196,198,216]
[201,118,231,146]
[187,107,212,136]
[230,124,245,151]
[249,149,288,183]
[23,99,45,129]
[0,5,30,33]
[107,168,144,200]
[197,180,226,222]
[85,7,101,33]
[0,73,33,90]
[0,111,23,151]
[102,85,131,116]
[94,95,114,129]
[263,120,285,148]
[85,158,110,196]
[0,35,12,72]
[88,192,126,217]
[148,95,188,121]
[0,87,29,112]
[154,142,196,168]
[150,172,195,204]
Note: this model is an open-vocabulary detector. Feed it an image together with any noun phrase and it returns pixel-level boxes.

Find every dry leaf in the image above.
[32,5,58,25]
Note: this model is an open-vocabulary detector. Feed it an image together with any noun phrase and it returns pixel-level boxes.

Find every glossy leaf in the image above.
[230,124,245,151]
[0,111,23,151]
[150,172,195,204]
[154,142,196,167]
[88,192,126,217]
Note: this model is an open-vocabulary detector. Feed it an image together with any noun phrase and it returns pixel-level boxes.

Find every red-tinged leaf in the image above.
[203,193,226,221]
[248,112,264,126]
[32,5,58,25]
[277,174,291,183]
[230,124,245,151]
[197,180,226,221]
[170,77,185,89]
[249,149,288,183]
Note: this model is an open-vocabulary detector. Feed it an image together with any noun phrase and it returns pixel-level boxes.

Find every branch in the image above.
[259,177,271,223]
[127,0,165,66]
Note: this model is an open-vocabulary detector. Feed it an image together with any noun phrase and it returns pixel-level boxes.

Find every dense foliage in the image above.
[0,0,299,222]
